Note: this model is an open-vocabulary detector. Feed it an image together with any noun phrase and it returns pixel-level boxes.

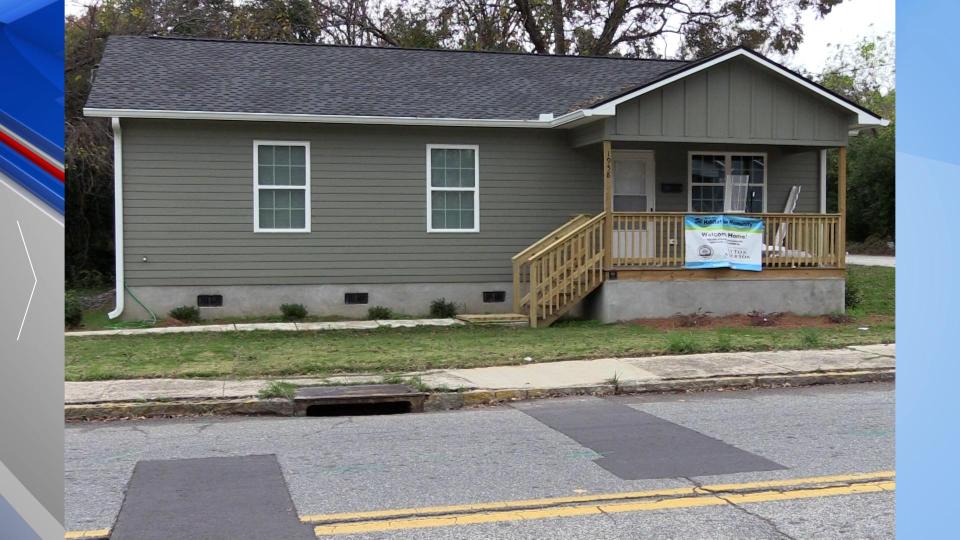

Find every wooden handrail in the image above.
[512,214,592,313]
[610,211,842,217]
[513,212,607,326]
[529,213,606,262]
[512,214,591,263]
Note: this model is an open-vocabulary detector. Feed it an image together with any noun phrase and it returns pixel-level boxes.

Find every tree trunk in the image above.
[551,0,566,54]
[514,0,549,53]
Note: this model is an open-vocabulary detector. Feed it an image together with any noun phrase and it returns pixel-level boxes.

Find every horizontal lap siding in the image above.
[122,120,601,286]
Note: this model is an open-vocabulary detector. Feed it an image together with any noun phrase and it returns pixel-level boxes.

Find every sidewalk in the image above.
[65,318,462,337]
[65,344,894,407]
[847,254,895,267]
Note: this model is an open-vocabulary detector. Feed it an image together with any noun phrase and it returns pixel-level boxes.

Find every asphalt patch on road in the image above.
[515,397,785,480]
[109,454,314,540]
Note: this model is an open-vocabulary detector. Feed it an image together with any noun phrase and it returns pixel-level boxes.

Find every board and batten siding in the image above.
[120,119,602,287]
[611,142,822,213]
[572,57,854,147]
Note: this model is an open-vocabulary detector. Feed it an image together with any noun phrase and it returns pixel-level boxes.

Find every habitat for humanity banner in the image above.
[684,215,764,271]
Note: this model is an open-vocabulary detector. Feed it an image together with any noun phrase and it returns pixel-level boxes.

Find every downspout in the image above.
[107,117,124,319]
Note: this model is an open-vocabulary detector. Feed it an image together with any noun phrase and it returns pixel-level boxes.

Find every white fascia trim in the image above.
[84,107,566,129]
[575,49,887,127]
[108,117,124,319]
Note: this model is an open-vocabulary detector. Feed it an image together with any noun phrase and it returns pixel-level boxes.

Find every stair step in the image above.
[456,313,530,327]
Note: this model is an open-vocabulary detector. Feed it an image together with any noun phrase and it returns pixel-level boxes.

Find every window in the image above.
[427,145,479,232]
[254,141,310,232]
[689,152,766,213]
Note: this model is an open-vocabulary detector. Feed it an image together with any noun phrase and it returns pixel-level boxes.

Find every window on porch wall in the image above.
[690,153,766,213]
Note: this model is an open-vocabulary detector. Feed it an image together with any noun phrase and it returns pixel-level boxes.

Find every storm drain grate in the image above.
[294,384,426,417]
[305,401,412,416]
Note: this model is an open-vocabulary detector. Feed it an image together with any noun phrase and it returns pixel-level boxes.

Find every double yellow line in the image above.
[302,471,895,536]
[65,471,894,538]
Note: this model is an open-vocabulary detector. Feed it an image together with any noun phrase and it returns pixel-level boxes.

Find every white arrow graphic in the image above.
[16,220,37,342]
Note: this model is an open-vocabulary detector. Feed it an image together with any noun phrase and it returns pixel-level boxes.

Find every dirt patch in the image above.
[78,289,115,310]
[628,313,889,330]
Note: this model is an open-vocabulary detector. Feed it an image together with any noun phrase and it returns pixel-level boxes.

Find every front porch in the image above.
[512,141,849,327]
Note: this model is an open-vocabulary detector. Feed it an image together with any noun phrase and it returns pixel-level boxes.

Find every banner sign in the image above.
[684,215,764,271]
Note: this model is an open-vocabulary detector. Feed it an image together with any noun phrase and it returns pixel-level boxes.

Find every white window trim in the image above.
[687,151,768,213]
[426,144,480,233]
[253,140,311,233]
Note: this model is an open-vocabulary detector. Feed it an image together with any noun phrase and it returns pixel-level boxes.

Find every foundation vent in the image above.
[344,292,369,305]
[483,291,506,303]
[197,294,223,307]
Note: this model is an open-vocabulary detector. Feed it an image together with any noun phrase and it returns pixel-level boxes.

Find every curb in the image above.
[64,369,894,421]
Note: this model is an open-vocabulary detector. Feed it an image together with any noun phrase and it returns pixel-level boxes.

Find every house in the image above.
[84,36,886,327]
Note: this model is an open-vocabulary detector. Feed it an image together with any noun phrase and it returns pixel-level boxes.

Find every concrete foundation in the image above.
[584,277,844,323]
[121,282,515,321]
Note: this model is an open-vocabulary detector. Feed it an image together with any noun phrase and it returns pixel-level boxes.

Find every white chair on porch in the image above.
[762,186,811,258]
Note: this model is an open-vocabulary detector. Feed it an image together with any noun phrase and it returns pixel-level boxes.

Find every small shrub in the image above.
[799,328,822,348]
[367,306,393,319]
[715,332,733,352]
[666,333,700,354]
[675,308,711,328]
[280,303,308,321]
[845,281,863,310]
[169,305,200,323]
[258,381,297,400]
[748,310,782,327]
[827,311,853,324]
[429,298,458,318]
[65,292,83,329]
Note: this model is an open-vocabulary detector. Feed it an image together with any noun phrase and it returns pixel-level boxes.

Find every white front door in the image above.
[612,150,656,261]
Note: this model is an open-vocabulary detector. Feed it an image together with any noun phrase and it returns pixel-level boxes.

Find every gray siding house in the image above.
[85,36,886,326]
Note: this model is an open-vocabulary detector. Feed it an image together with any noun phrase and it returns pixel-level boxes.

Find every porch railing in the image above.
[610,212,844,269]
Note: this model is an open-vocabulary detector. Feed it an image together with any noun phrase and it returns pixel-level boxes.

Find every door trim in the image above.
[611,149,656,212]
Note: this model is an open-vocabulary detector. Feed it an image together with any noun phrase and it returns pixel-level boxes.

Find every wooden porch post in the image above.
[838,146,847,268]
[603,140,613,269]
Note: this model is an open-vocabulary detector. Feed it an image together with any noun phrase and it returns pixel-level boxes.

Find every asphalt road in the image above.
[65,383,894,539]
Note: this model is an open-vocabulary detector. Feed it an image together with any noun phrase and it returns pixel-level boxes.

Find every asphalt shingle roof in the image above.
[86,36,689,120]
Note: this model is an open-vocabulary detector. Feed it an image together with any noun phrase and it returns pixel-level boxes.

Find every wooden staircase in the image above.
[512,213,607,327]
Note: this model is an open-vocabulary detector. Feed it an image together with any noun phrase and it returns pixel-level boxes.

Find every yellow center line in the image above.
[300,470,894,524]
[313,480,895,536]
[64,529,111,539]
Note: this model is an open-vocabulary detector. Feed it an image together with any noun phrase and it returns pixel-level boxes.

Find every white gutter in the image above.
[83,106,615,129]
[108,117,124,319]
[84,108,568,129]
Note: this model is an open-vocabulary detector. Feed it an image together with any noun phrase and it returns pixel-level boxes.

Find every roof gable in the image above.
[585,47,885,129]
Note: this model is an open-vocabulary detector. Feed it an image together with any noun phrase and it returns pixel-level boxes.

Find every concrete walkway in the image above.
[65,344,894,404]
[65,318,462,337]
[847,254,895,267]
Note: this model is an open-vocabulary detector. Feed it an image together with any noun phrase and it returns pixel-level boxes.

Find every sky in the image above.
[65,0,895,74]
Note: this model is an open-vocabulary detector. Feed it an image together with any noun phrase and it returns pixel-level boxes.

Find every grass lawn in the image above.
[65,266,894,381]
